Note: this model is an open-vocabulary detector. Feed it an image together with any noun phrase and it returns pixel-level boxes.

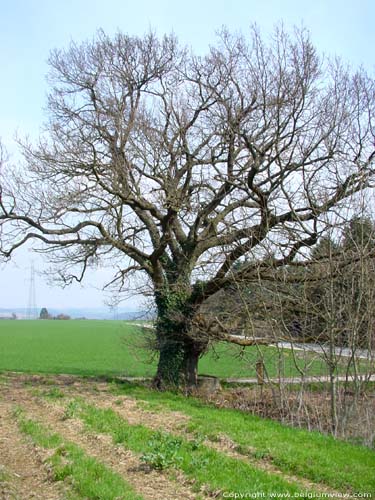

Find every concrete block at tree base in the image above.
[197,376,221,394]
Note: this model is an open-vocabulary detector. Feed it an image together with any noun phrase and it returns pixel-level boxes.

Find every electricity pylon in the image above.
[27,262,37,319]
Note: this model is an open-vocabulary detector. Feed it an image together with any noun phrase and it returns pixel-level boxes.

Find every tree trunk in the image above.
[151,285,210,390]
[153,330,208,390]
[181,339,209,388]
[153,334,185,389]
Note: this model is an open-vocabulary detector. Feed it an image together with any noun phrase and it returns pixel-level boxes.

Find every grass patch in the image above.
[73,399,314,497]
[48,443,144,500]
[113,382,375,494]
[43,387,66,399]
[14,405,63,449]
[19,417,63,449]
[15,408,144,500]
[0,468,10,483]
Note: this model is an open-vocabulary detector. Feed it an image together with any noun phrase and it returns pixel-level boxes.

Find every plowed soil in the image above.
[0,373,204,500]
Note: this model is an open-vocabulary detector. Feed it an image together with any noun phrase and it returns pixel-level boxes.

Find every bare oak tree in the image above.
[1,27,374,387]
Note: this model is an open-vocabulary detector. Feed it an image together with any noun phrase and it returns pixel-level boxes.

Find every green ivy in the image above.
[154,286,194,386]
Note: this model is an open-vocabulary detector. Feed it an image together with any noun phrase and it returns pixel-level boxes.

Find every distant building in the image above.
[0,313,17,320]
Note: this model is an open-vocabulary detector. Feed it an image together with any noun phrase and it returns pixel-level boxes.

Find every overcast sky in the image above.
[0,0,374,310]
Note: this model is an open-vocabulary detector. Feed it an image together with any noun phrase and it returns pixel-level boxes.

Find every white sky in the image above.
[0,0,374,309]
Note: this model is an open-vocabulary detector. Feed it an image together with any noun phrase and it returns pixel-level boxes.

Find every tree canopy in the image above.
[1,27,374,386]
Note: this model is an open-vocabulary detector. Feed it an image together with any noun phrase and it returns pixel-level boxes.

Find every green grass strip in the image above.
[112,383,375,495]
[15,408,144,500]
[74,400,316,498]
[18,416,63,449]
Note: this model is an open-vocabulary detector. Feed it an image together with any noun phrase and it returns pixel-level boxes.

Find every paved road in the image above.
[272,342,374,360]
[129,323,374,360]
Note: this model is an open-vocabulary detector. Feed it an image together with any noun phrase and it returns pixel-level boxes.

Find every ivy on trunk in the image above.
[152,288,208,389]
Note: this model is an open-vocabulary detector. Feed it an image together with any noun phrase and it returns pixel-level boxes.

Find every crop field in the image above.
[0,320,368,380]
[0,372,374,499]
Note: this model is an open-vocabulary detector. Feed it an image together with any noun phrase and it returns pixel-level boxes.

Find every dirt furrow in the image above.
[13,387,207,500]
[0,395,67,500]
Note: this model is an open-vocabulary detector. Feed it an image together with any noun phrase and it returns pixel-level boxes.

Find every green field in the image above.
[0,319,367,379]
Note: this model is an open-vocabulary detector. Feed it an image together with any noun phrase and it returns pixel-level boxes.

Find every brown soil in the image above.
[0,374,207,500]
[0,391,67,499]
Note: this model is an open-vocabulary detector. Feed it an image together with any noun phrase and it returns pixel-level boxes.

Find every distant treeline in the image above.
[39,308,73,320]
